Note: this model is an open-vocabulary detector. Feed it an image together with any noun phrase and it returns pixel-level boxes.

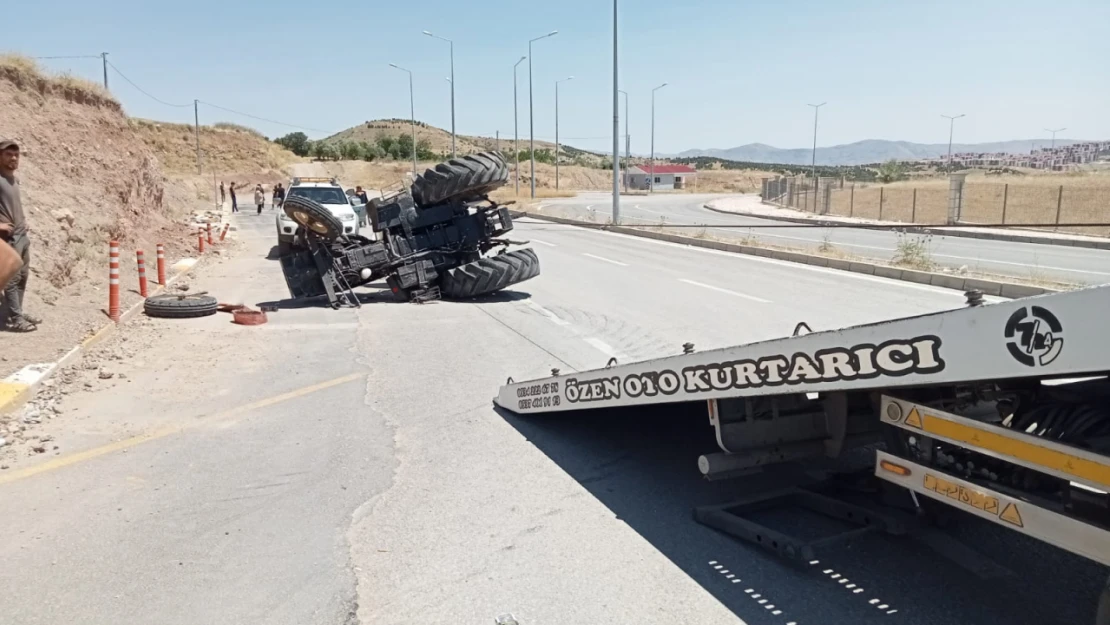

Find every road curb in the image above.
[701,202,1110,250]
[514,210,1058,299]
[0,256,203,417]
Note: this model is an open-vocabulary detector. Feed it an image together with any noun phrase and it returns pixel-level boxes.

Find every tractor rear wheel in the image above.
[411,151,509,207]
[440,248,540,299]
[283,195,343,241]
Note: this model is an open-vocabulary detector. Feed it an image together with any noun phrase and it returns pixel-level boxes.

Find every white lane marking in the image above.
[584,337,625,359]
[582,253,628,267]
[525,301,569,326]
[258,323,360,331]
[680,279,771,303]
[528,238,557,247]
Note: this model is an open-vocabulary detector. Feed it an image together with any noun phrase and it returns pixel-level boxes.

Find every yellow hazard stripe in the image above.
[921,413,1110,489]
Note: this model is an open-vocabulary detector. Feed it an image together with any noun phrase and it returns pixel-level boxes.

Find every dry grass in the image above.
[130,118,299,176]
[822,171,1110,236]
[0,52,117,109]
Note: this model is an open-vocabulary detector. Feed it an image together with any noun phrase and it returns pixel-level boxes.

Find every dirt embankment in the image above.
[0,55,297,377]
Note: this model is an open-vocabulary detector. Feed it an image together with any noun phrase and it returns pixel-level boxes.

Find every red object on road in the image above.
[231,308,268,326]
[108,240,120,322]
[206,223,213,245]
[220,223,230,242]
[198,230,205,254]
[156,243,167,285]
[136,249,148,297]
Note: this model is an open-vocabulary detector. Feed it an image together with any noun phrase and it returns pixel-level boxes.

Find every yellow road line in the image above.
[921,413,1110,490]
[0,372,364,486]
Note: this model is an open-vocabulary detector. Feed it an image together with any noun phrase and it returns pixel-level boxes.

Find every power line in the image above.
[33,55,101,60]
[197,101,332,134]
[106,60,192,108]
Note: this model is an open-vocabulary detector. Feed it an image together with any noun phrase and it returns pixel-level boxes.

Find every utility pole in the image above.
[193,99,201,175]
[650,83,668,194]
[807,102,826,180]
[942,113,965,174]
[555,76,573,191]
[101,52,109,90]
[496,130,500,154]
[618,89,629,192]
[528,30,559,198]
[513,56,526,195]
[390,64,417,177]
[424,31,456,158]
[611,0,621,222]
[1045,127,1066,150]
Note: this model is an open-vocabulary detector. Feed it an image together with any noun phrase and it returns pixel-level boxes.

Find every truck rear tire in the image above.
[283,195,343,241]
[412,151,509,207]
[440,248,540,299]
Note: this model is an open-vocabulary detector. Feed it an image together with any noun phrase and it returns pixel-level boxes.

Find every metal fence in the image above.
[762,176,1110,237]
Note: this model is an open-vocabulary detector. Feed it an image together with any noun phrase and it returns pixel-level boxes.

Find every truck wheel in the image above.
[440,248,540,299]
[143,293,219,319]
[283,195,342,241]
[411,151,509,207]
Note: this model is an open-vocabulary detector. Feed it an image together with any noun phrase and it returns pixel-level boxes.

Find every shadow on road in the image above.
[496,403,1104,625]
[256,286,534,310]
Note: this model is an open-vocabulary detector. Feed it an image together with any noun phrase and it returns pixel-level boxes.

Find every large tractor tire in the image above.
[283,195,343,241]
[411,151,509,208]
[440,248,540,299]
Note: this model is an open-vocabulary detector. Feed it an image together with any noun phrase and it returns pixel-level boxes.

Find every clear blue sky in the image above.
[8,0,1109,154]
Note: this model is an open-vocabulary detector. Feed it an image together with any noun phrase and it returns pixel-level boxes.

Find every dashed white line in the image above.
[582,253,628,266]
[584,337,625,360]
[679,279,771,303]
[524,301,570,326]
[529,238,557,247]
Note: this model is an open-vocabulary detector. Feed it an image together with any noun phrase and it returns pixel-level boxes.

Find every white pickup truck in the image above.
[275,177,361,254]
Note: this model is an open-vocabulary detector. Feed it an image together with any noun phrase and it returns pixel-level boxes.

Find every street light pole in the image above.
[1045,127,1066,150]
[807,102,826,180]
[611,0,620,223]
[390,63,417,178]
[650,83,668,194]
[513,56,526,195]
[423,31,456,158]
[528,30,559,199]
[942,113,965,174]
[618,90,629,192]
[555,76,574,191]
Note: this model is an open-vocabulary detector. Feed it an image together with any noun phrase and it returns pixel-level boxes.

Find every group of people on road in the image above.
[219,181,285,215]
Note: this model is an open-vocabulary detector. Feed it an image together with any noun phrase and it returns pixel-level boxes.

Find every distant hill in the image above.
[675,139,1092,166]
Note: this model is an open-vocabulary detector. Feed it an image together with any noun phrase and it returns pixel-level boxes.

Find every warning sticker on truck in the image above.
[923,472,1023,527]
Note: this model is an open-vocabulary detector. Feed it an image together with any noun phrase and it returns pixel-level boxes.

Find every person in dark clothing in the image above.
[219,181,226,206]
[272,183,285,210]
[0,139,38,332]
[229,182,239,213]
[354,186,370,227]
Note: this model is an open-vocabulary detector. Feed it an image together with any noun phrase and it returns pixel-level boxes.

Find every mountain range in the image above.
[673,139,1090,166]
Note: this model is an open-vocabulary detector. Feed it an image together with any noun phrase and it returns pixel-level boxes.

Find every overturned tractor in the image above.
[279,151,540,307]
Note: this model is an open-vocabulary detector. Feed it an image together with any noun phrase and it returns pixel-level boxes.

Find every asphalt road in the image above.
[535,192,1110,285]
[0,210,1103,625]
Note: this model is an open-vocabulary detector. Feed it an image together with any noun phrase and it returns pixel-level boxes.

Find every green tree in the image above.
[376,135,396,157]
[876,159,907,184]
[416,138,436,161]
[339,141,363,160]
[396,133,415,160]
[275,132,311,157]
[359,142,384,162]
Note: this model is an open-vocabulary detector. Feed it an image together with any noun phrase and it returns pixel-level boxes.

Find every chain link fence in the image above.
[763,175,1110,237]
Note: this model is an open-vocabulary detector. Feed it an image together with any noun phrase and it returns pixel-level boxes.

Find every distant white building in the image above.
[626,164,698,190]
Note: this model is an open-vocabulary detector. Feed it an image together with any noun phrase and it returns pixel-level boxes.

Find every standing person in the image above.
[254,184,265,215]
[272,182,285,211]
[0,139,38,333]
[354,185,370,228]
[229,182,239,213]
[219,181,225,206]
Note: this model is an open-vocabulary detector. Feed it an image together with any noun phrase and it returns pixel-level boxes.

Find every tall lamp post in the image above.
[942,113,965,174]
[618,89,629,192]
[528,30,559,198]
[611,0,620,222]
[389,63,417,177]
[1045,127,1066,150]
[555,76,574,191]
[807,102,826,180]
[423,31,456,158]
[513,56,526,194]
[649,83,668,194]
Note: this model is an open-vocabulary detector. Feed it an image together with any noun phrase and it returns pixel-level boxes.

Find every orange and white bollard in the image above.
[108,240,121,322]
[220,223,230,241]
[198,230,205,254]
[156,243,167,285]
[206,223,213,245]
[136,250,148,297]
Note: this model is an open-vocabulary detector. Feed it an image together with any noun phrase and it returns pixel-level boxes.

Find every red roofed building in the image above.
[626,163,698,191]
